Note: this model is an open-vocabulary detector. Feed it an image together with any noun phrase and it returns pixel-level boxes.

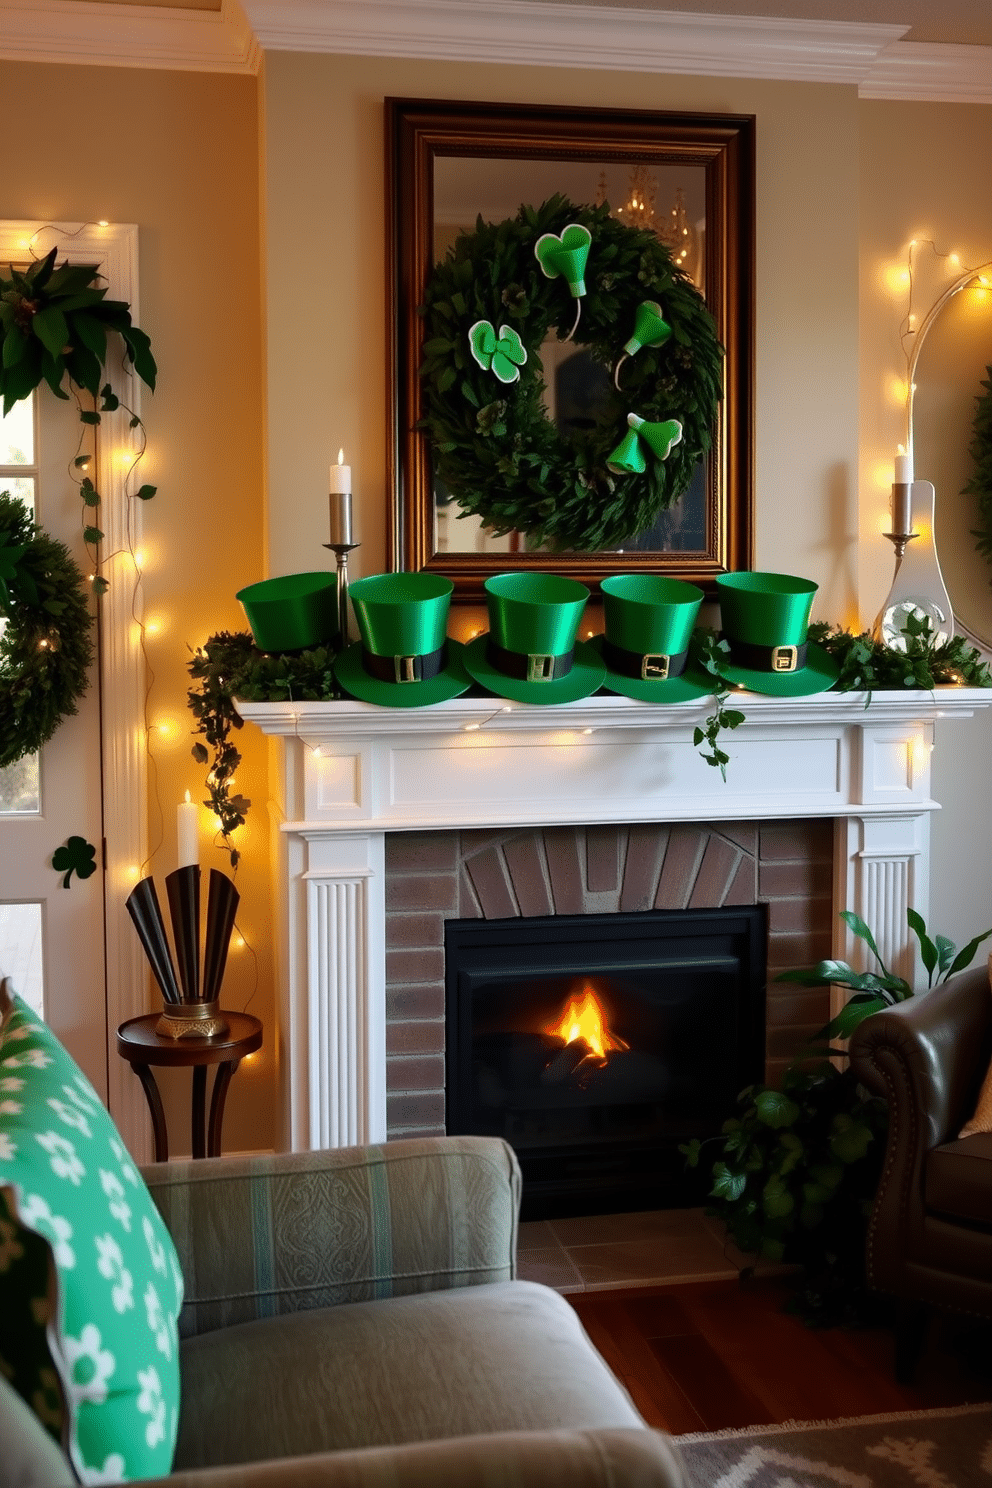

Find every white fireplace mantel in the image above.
[238,688,990,1151]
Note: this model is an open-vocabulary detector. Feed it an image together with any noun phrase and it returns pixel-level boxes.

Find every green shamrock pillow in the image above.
[0,982,183,1483]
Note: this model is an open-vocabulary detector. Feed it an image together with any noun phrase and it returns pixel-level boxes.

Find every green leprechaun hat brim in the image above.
[590,635,713,703]
[333,570,472,707]
[334,637,472,706]
[715,570,840,697]
[463,634,606,704]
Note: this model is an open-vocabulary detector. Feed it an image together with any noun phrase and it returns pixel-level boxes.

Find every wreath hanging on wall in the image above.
[963,362,992,574]
[0,492,94,770]
[419,194,724,553]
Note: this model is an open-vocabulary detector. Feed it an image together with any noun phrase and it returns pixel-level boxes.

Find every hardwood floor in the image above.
[567,1276,992,1435]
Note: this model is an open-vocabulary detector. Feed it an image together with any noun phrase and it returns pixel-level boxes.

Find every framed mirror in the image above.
[387,98,754,600]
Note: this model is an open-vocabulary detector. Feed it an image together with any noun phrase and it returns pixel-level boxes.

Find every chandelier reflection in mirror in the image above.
[595,168,701,286]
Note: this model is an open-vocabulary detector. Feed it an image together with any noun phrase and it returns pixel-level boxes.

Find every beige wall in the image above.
[0,60,274,1152]
[859,100,992,949]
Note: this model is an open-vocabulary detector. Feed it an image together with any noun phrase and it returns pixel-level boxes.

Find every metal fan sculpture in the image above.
[125,867,239,1039]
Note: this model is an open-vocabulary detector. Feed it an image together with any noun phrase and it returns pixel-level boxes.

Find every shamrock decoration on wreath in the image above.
[0,491,94,770]
[419,194,723,553]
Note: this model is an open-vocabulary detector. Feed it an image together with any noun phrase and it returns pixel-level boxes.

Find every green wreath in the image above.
[963,362,992,572]
[419,194,723,552]
[0,492,94,770]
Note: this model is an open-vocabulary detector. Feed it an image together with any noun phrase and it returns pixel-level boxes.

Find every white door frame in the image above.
[0,220,150,1157]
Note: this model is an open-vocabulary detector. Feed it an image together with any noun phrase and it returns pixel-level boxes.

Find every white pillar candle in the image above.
[894,446,913,484]
[177,791,199,869]
[892,447,913,534]
[328,448,353,545]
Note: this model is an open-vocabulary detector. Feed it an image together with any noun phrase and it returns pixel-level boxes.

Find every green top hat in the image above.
[236,571,338,653]
[715,571,840,697]
[463,572,605,704]
[594,574,711,702]
[334,571,471,707]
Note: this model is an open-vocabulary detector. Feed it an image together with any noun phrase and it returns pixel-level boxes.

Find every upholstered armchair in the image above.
[3,1131,687,1487]
[849,961,992,1375]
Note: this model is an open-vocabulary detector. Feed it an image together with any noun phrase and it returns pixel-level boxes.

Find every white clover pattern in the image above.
[137,1365,167,1448]
[19,1192,76,1268]
[64,1322,116,1404]
[36,1129,85,1185]
[0,1097,23,1116]
[0,1133,16,1161]
[143,1281,173,1361]
[143,1214,168,1277]
[78,1453,126,1486]
[48,1095,93,1139]
[2,1048,52,1068]
[0,1214,24,1272]
[3,1024,30,1042]
[108,1135,141,1188]
[65,1075,99,1112]
[95,1233,134,1314]
[99,1169,132,1232]
[0,1075,25,1091]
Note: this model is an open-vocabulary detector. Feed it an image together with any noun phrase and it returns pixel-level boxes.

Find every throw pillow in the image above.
[0,980,183,1483]
[959,954,992,1138]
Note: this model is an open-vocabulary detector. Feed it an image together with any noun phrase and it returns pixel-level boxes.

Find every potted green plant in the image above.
[682,908,992,1324]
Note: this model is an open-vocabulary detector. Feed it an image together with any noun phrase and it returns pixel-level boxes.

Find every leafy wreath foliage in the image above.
[0,492,94,770]
[419,195,723,552]
[963,362,992,571]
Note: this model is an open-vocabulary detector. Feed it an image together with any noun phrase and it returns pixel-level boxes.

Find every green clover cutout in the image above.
[52,835,98,889]
[467,320,528,384]
[533,223,592,297]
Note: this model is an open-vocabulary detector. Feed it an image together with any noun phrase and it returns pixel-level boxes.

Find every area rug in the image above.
[676,1400,992,1486]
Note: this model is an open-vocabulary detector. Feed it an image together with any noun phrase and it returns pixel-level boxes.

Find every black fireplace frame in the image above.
[445,906,767,1219]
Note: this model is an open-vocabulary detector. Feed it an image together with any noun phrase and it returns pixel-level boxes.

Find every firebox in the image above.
[445,907,766,1219]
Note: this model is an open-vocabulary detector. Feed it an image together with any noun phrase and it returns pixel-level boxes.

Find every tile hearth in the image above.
[517,1207,750,1293]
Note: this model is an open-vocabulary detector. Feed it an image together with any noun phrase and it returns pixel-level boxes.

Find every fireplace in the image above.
[236,687,990,1153]
[445,907,766,1218]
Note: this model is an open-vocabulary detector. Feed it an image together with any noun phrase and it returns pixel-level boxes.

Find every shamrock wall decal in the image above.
[52,835,98,889]
[468,320,528,384]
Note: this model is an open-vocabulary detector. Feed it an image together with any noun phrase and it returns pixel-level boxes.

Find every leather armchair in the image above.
[849,962,992,1367]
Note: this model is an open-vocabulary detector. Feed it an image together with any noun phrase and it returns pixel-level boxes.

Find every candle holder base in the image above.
[156,1000,228,1041]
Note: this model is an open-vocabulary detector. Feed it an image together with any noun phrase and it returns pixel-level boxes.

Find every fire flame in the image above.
[546,983,629,1064]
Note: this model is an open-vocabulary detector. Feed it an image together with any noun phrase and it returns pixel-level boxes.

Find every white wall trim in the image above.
[1,0,990,103]
[0,0,258,74]
[0,220,150,1159]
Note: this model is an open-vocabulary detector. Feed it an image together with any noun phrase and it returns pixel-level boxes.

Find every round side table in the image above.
[117,1011,263,1161]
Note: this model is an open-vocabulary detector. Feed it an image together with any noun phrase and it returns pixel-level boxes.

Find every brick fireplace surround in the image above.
[238,687,991,1152]
[383,820,833,1139]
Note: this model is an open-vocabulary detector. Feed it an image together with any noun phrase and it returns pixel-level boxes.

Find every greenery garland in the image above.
[963,362,992,571]
[419,195,723,552]
[0,493,94,770]
[187,617,992,847]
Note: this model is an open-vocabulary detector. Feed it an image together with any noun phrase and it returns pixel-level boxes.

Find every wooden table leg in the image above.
[191,1064,207,1159]
[131,1062,169,1162]
[207,1059,239,1157]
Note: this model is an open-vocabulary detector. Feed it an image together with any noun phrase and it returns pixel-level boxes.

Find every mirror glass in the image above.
[913,288,992,651]
[388,101,754,599]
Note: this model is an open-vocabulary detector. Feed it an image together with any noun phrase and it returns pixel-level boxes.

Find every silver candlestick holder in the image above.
[324,540,360,647]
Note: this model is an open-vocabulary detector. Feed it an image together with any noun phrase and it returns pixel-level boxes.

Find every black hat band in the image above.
[486,639,575,683]
[362,643,448,685]
[724,637,808,674]
[602,639,689,683]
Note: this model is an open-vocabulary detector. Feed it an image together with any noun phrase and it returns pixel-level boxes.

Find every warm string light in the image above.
[899,238,992,456]
[463,704,514,733]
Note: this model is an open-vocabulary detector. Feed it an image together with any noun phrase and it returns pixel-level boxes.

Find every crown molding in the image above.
[860,40,992,105]
[0,0,259,73]
[243,1,905,83]
[0,0,990,103]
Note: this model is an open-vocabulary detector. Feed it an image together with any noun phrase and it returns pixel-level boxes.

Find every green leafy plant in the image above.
[963,362,992,569]
[692,631,745,779]
[186,632,338,868]
[811,618,992,693]
[682,908,992,1325]
[0,246,157,590]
